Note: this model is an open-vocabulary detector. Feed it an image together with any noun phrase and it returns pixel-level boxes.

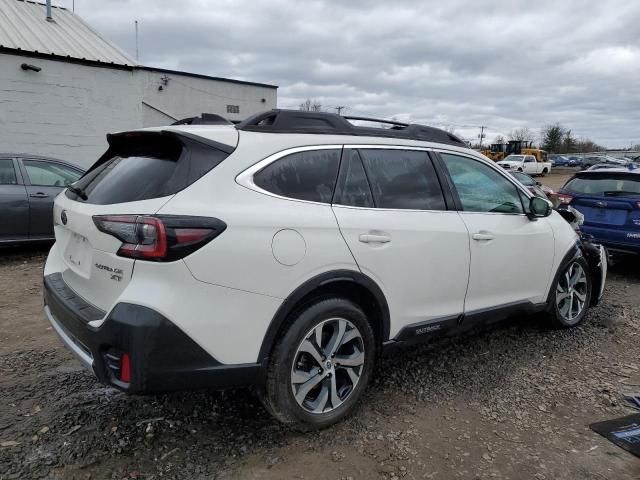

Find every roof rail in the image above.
[236,109,466,146]
[171,113,234,126]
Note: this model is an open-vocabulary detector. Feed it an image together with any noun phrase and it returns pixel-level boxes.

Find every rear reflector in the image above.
[93,215,227,261]
[120,353,131,383]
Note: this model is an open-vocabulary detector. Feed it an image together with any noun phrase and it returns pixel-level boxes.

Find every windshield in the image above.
[564,174,640,196]
[504,155,524,162]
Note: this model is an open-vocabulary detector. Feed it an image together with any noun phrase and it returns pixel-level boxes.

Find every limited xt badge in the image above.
[95,263,124,282]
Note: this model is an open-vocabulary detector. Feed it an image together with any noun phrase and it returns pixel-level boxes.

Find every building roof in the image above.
[0,0,137,66]
[0,0,278,89]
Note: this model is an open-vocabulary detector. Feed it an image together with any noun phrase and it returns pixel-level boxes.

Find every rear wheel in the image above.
[260,298,375,430]
[542,168,548,176]
[548,258,592,328]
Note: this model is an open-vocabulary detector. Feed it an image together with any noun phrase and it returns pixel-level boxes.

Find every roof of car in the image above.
[0,153,82,170]
[577,166,640,175]
[232,110,468,147]
[120,110,486,157]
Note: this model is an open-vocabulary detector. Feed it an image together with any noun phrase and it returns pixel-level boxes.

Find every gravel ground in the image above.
[1,170,639,479]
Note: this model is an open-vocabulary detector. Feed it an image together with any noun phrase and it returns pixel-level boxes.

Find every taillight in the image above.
[556,193,573,205]
[93,215,226,261]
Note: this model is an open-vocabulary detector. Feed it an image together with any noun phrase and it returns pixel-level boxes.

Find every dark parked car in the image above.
[510,171,554,199]
[0,154,83,244]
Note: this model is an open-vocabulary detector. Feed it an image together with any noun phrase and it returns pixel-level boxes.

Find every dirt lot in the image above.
[2,170,640,480]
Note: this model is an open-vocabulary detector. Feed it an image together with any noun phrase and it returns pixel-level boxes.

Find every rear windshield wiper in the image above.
[67,184,88,200]
[603,190,640,197]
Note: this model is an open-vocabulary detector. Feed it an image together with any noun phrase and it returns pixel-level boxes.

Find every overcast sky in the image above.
[61,0,639,147]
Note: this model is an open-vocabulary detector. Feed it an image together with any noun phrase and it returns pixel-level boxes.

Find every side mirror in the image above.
[529,196,552,218]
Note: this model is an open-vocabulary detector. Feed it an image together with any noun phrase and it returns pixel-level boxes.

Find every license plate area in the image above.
[64,231,93,277]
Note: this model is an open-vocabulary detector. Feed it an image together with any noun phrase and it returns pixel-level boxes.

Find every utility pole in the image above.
[478,125,486,149]
[135,20,139,61]
[335,106,346,116]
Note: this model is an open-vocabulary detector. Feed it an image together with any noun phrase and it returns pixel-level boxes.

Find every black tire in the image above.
[542,168,548,176]
[259,297,376,430]
[547,257,592,328]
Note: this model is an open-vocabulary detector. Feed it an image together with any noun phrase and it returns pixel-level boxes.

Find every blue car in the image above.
[557,167,640,254]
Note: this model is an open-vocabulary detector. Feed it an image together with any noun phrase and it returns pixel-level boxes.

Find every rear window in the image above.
[67,133,230,204]
[564,174,640,196]
[512,172,535,186]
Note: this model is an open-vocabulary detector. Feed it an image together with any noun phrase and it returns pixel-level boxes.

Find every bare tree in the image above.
[299,99,323,112]
[508,127,535,144]
[494,135,506,144]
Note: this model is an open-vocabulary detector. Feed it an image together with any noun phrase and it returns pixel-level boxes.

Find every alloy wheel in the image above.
[290,318,365,414]
[556,262,588,323]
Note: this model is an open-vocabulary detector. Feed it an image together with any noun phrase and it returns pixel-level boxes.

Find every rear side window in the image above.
[23,160,81,187]
[564,174,640,196]
[67,133,230,205]
[254,149,341,203]
[0,159,17,185]
[358,149,446,210]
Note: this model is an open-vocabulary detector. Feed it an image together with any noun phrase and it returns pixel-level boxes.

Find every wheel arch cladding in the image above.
[257,270,390,363]
[547,240,598,306]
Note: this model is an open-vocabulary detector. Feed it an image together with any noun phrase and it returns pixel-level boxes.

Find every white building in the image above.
[0,0,277,168]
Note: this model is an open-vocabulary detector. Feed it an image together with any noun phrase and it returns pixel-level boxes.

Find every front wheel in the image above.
[541,168,548,176]
[260,298,376,430]
[548,258,592,328]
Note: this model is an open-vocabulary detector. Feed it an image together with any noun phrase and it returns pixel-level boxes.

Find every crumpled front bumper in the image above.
[579,233,608,305]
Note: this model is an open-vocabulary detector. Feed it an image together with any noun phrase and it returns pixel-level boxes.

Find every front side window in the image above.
[23,160,81,187]
[0,159,17,185]
[441,153,524,214]
[357,149,446,210]
[254,149,341,203]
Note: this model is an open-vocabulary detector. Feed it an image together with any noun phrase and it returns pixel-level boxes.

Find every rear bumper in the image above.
[581,225,640,255]
[43,273,261,394]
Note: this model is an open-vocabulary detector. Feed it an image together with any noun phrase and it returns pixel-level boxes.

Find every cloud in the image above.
[63,0,640,146]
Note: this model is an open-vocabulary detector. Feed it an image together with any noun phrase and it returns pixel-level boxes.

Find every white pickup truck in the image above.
[497,155,552,176]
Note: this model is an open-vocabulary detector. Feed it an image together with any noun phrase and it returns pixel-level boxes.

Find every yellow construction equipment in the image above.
[481,143,508,161]
[483,140,548,162]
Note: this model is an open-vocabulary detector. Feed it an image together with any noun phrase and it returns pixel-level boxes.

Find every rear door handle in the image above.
[359,233,391,244]
[472,232,495,241]
[29,192,49,198]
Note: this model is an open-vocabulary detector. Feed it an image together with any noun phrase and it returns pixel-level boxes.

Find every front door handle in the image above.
[29,192,49,198]
[359,233,391,244]
[472,232,495,241]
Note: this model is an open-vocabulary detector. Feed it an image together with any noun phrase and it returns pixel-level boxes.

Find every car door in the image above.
[332,147,470,340]
[524,156,537,174]
[437,152,554,313]
[19,158,83,238]
[0,158,29,241]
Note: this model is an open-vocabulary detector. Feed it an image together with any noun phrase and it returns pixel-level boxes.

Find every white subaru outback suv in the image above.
[44,110,607,429]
